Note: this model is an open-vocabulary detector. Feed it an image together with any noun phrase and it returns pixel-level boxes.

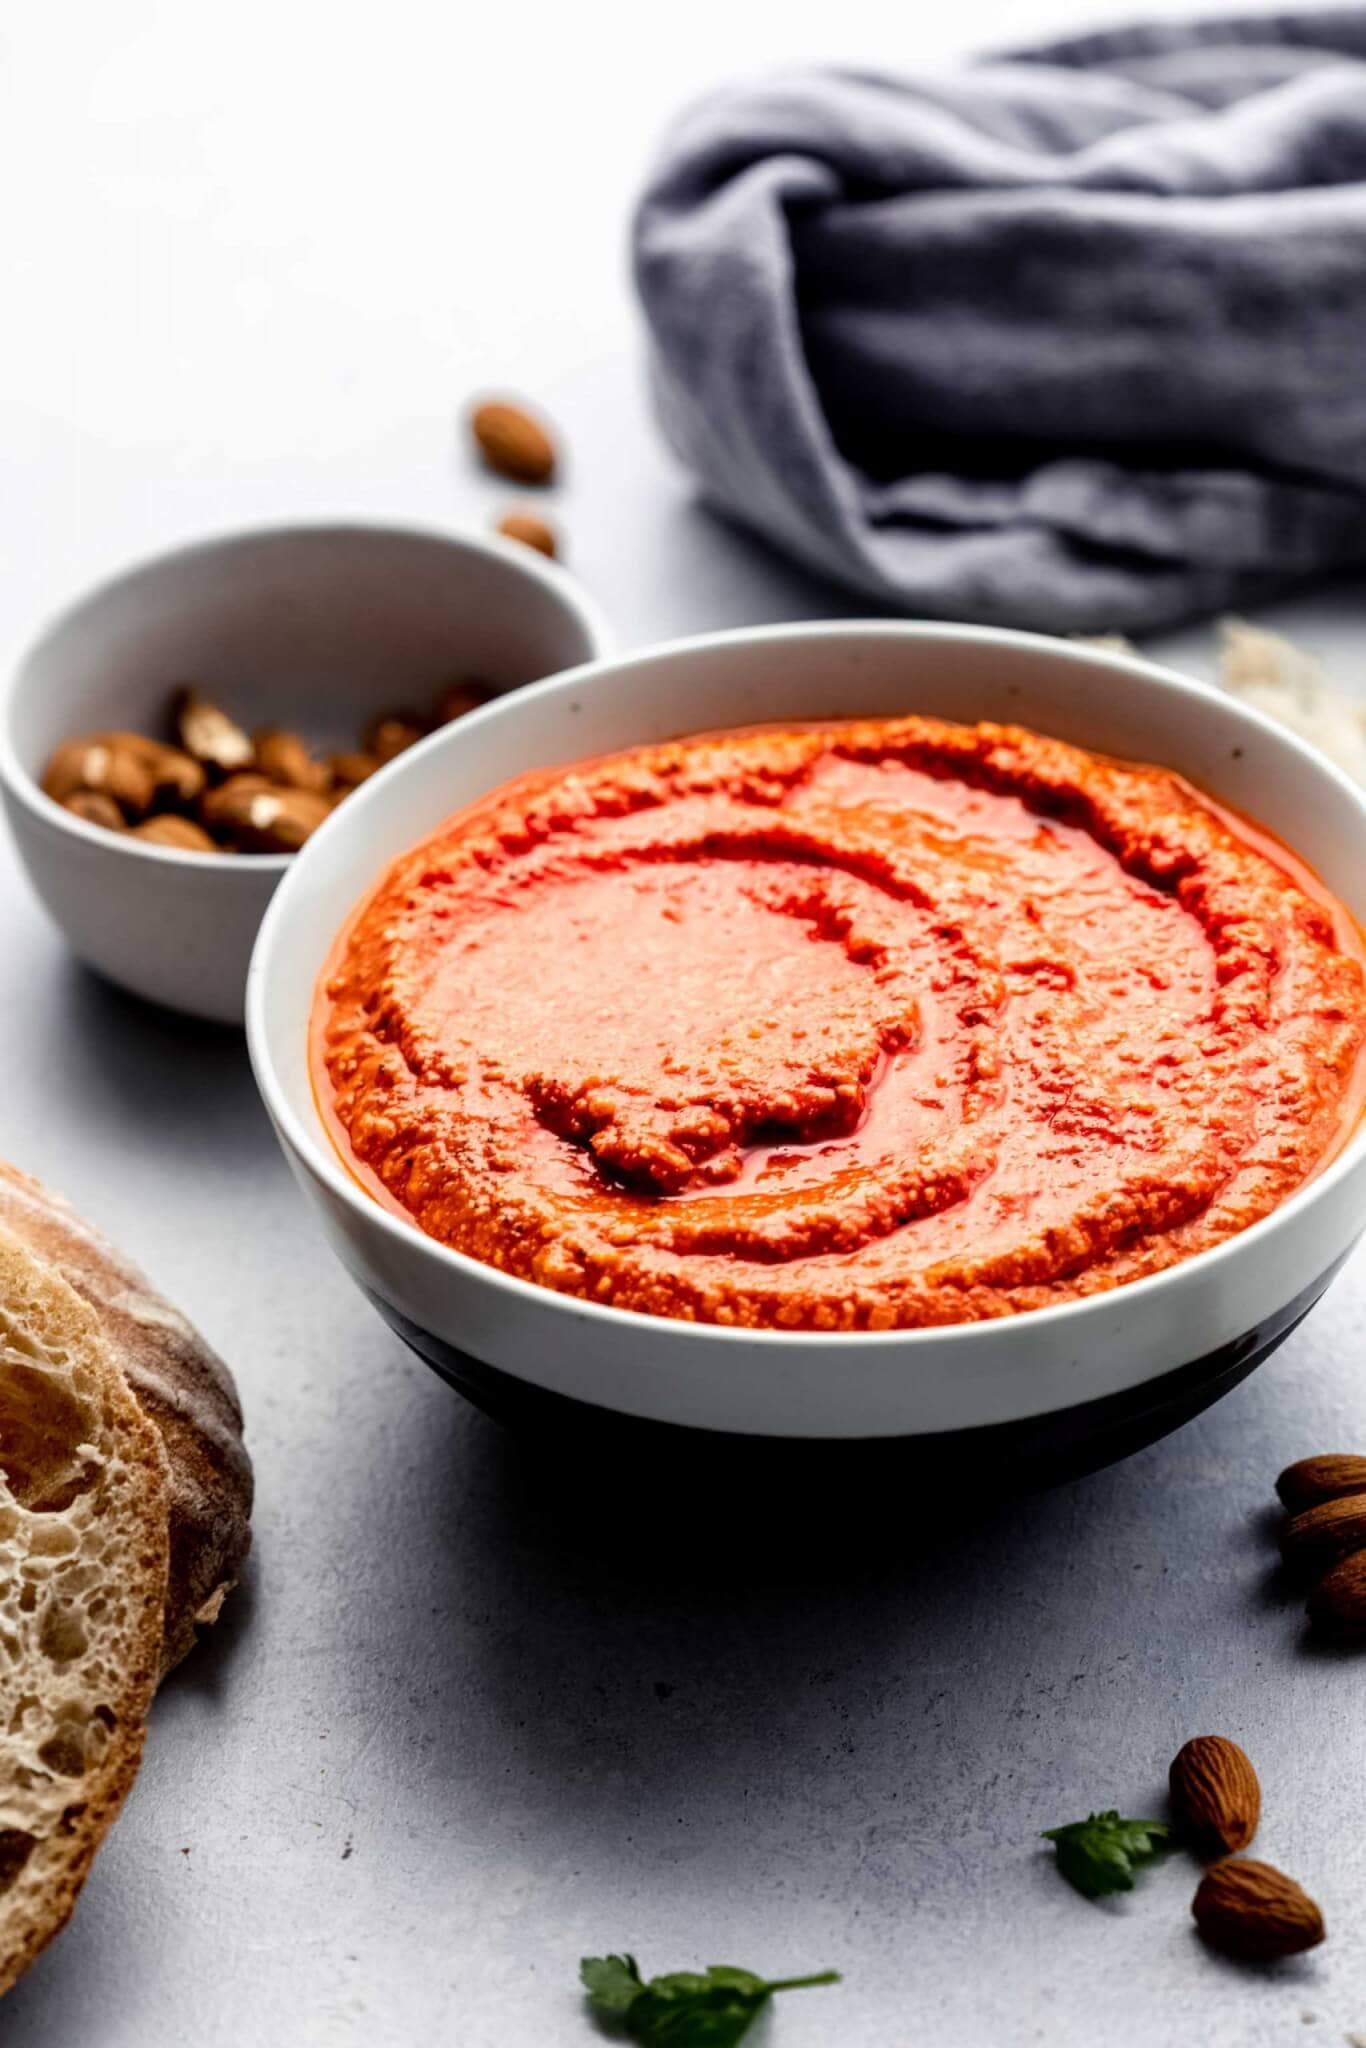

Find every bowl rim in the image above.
[0,515,614,876]
[246,615,1366,1352]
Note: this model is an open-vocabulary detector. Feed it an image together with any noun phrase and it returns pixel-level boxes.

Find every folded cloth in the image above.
[632,11,1366,634]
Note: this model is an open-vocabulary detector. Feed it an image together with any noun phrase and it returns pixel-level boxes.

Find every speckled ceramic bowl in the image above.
[247,623,1366,1469]
[0,522,609,1024]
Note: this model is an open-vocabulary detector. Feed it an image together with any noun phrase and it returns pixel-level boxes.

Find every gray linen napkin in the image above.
[632,11,1366,633]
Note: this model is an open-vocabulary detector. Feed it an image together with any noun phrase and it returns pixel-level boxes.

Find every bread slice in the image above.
[0,1164,252,1673]
[0,1224,169,1995]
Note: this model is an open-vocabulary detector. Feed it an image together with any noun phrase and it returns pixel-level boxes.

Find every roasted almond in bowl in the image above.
[39,664,558,854]
[250,623,1366,1457]
[0,522,609,1023]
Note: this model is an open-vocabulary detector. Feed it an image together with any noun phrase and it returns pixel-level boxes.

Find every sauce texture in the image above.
[315,718,1366,1330]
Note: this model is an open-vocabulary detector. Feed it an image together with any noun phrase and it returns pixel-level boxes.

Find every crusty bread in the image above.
[0,1224,169,1995]
[0,1164,252,1672]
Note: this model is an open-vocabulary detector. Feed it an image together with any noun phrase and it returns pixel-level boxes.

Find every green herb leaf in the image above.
[580,1956,646,2014]
[1042,1811,1174,1899]
[580,1956,839,2045]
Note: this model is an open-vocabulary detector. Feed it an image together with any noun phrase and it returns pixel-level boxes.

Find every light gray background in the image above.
[2,4,1365,2042]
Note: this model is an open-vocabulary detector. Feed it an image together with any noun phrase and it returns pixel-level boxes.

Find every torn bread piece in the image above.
[1219,620,1366,787]
[1082,622,1366,788]
[0,1164,252,1674]
[0,1225,169,1995]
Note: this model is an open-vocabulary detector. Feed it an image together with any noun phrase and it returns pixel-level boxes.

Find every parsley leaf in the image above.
[580,1956,839,2045]
[1042,1811,1174,1899]
[581,1956,647,2014]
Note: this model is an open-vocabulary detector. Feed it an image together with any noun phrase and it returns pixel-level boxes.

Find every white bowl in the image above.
[0,522,610,1024]
[247,623,1366,1455]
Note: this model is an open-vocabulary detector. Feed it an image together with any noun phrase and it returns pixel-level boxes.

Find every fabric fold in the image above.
[633,12,1366,632]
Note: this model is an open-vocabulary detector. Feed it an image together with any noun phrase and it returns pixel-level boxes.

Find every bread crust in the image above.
[0,1164,253,1672]
[0,1226,170,1995]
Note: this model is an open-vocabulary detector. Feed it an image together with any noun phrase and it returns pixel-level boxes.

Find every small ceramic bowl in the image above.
[0,522,610,1024]
[248,623,1366,1470]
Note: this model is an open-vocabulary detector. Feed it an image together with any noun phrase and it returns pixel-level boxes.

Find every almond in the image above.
[254,727,331,794]
[470,399,557,485]
[204,783,331,854]
[496,508,558,558]
[433,679,496,725]
[329,749,381,790]
[1306,1547,1366,1640]
[1169,1736,1260,1858]
[61,791,125,832]
[364,714,427,765]
[173,687,255,776]
[1192,1858,1324,1961]
[42,736,156,818]
[42,738,98,804]
[129,815,217,852]
[117,735,207,810]
[200,773,272,838]
[1277,1454,1366,1515]
[1281,1493,1366,1576]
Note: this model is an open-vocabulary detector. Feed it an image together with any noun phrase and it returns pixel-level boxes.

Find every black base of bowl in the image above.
[365,1257,1345,1492]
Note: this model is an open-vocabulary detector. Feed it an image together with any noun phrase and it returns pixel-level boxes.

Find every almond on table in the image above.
[1276,1453,1366,1514]
[1192,1859,1324,1961]
[1306,1547,1366,1639]
[469,397,557,484]
[1280,1492,1366,1575]
[1270,1450,1366,1641]
[1168,1736,1260,1858]
[496,508,558,558]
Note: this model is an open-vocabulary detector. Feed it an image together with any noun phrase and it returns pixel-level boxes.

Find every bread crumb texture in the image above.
[0,1162,251,1675]
[0,1227,168,1995]
[1219,620,1366,786]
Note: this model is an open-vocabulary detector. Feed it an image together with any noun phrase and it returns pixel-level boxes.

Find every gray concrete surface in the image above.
[3,4,1365,2041]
